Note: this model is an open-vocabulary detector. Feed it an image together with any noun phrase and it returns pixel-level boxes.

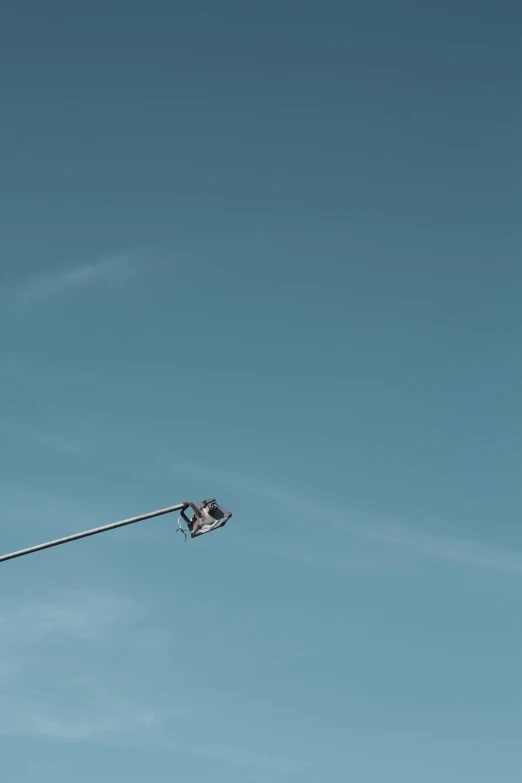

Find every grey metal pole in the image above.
[0,503,188,563]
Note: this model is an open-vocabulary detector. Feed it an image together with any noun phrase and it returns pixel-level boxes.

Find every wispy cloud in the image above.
[0,416,86,456]
[184,739,308,778]
[4,253,136,306]
[0,356,112,390]
[0,582,303,774]
[167,458,522,575]
[347,518,522,573]
[0,588,164,741]
[1,696,157,741]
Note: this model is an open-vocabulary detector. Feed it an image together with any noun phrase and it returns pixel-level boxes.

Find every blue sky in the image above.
[1,1,521,781]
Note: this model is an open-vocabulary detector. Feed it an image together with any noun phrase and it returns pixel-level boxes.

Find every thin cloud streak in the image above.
[0,588,160,741]
[4,253,135,305]
[357,522,522,572]
[170,458,522,575]
[0,416,86,456]
[185,739,308,776]
[0,697,157,741]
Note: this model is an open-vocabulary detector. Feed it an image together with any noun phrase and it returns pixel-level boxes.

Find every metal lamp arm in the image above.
[0,502,197,564]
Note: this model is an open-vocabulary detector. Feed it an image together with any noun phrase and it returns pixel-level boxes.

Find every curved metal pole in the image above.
[0,503,188,563]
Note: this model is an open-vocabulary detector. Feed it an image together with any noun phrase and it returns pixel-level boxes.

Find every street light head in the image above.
[180,498,232,539]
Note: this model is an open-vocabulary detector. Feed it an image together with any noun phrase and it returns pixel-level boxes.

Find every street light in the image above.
[0,498,232,564]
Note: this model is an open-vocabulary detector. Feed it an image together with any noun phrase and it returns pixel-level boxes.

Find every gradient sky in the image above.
[1,2,521,782]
